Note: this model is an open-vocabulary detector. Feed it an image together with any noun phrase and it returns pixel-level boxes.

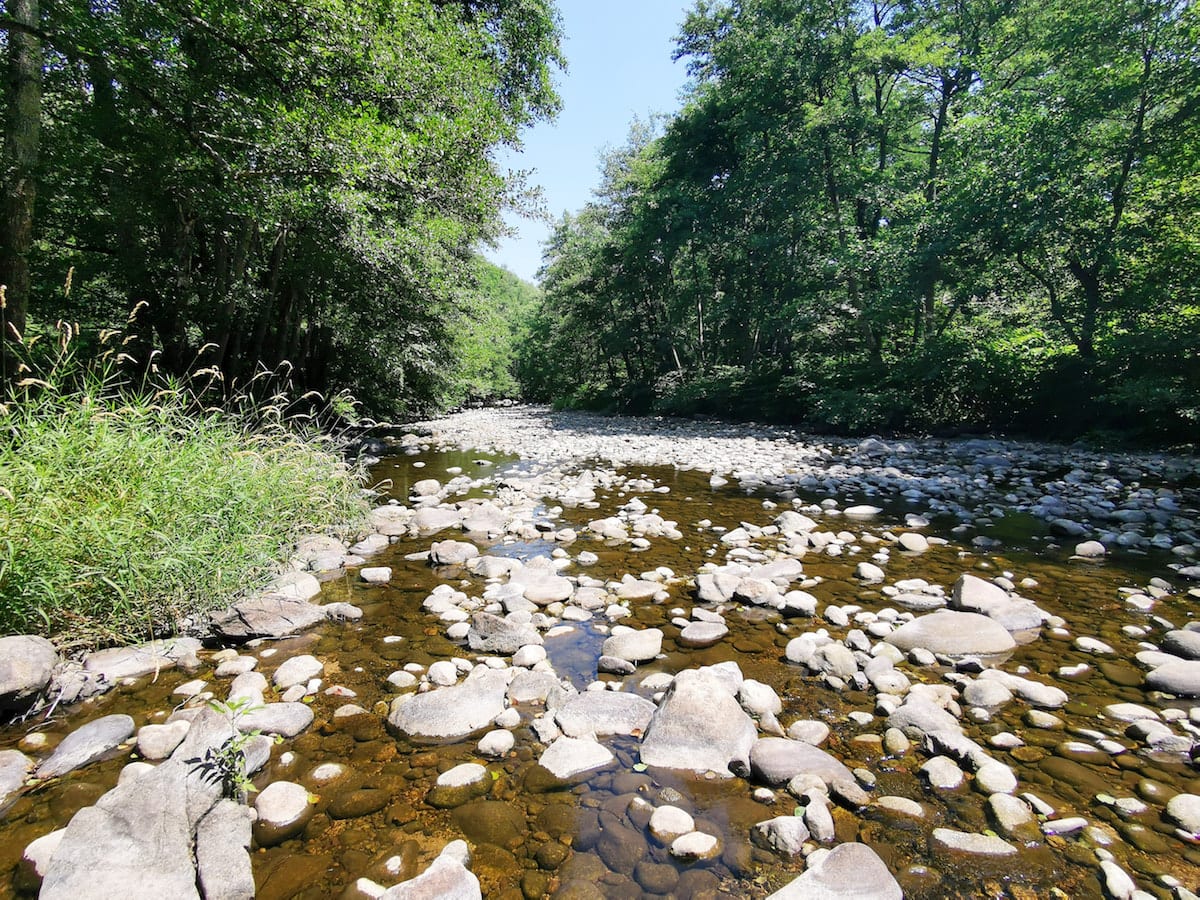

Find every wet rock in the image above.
[988,793,1038,839]
[195,799,254,900]
[451,800,526,849]
[360,567,392,584]
[478,729,515,757]
[135,721,190,761]
[883,611,1016,658]
[272,654,323,689]
[640,669,756,777]
[601,627,663,663]
[0,635,58,710]
[749,737,854,787]
[648,805,695,843]
[16,828,65,893]
[766,842,901,899]
[253,781,315,846]
[36,714,134,780]
[428,763,489,809]
[237,703,314,738]
[389,668,510,739]
[0,749,33,805]
[670,830,721,861]
[379,841,480,899]
[1162,630,1200,661]
[539,737,614,780]
[1145,660,1200,696]
[921,756,964,789]
[932,828,1017,855]
[430,540,480,566]
[467,613,543,655]
[1166,793,1200,834]
[211,597,329,640]
[679,621,729,648]
[750,816,810,856]
[555,691,656,738]
[40,709,235,899]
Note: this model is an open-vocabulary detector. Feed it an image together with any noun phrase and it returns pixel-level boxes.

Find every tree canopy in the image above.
[521,0,1200,441]
[1,0,563,414]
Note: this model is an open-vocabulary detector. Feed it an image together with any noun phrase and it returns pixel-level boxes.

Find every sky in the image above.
[482,0,696,284]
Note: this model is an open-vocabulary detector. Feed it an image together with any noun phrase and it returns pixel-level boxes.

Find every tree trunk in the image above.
[0,0,41,381]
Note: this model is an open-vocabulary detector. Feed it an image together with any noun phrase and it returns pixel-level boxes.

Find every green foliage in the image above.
[5,0,564,414]
[518,0,1199,443]
[202,697,281,802]
[0,346,371,645]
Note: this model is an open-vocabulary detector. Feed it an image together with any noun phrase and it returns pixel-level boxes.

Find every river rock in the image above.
[467,613,543,654]
[39,709,235,899]
[254,781,315,846]
[380,841,480,899]
[431,540,480,566]
[766,842,901,899]
[195,799,254,900]
[0,749,33,805]
[883,611,1016,658]
[389,668,510,739]
[135,721,191,761]
[640,669,756,776]
[410,506,464,533]
[35,714,134,779]
[678,621,729,648]
[520,574,574,605]
[428,763,490,808]
[538,736,614,780]
[555,691,656,738]
[648,805,695,843]
[749,737,855,787]
[211,597,329,640]
[236,703,314,738]
[601,627,663,663]
[1166,793,1200,833]
[272,654,323,689]
[1145,660,1200,696]
[1161,630,1200,661]
[932,827,1017,855]
[0,635,58,710]
[750,817,810,856]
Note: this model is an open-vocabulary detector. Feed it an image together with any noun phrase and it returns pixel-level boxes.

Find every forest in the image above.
[520,0,1200,443]
[0,0,561,414]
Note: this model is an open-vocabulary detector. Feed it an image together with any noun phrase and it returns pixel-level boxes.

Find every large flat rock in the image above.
[767,842,902,898]
[639,669,756,777]
[884,611,1016,658]
[554,691,656,738]
[389,668,511,739]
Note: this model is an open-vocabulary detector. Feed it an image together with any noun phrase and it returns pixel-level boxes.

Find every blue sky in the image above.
[482,0,696,283]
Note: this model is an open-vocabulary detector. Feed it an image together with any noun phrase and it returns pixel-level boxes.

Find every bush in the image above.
[0,358,370,646]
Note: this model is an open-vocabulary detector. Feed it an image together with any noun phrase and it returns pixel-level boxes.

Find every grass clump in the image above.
[0,357,371,646]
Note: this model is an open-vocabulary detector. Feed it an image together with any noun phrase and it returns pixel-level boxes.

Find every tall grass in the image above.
[0,336,371,647]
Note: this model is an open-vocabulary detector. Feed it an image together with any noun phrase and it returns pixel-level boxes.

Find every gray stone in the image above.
[601,628,663,663]
[886,699,961,737]
[1162,630,1200,661]
[766,842,902,899]
[750,817,810,856]
[640,669,756,776]
[0,635,58,709]
[678,621,728,648]
[884,611,1016,658]
[538,736,614,780]
[380,842,480,900]
[40,709,235,900]
[430,540,480,566]
[1146,660,1200,696]
[467,613,543,655]
[389,668,510,739]
[920,756,964,789]
[135,721,191,761]
[555,691,656,738]
[410,506,464,533]
[36,714,135,779]
[0,748,33,805]
[272,654,323,689]
[932,828,1017,855]
[254,781,315,846]
[195,799,254,900]
[1166,793,1200,833]
[211,597,328,640]
[749,737,854,787]
[236,703,314,738]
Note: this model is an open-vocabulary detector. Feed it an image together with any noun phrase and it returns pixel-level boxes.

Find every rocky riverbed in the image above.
[2,406,1200,899]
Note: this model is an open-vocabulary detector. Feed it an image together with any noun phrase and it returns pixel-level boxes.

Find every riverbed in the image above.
[2,407,1199,899]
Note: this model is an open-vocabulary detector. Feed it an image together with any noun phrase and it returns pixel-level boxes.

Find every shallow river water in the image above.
[2,411,1200,899]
